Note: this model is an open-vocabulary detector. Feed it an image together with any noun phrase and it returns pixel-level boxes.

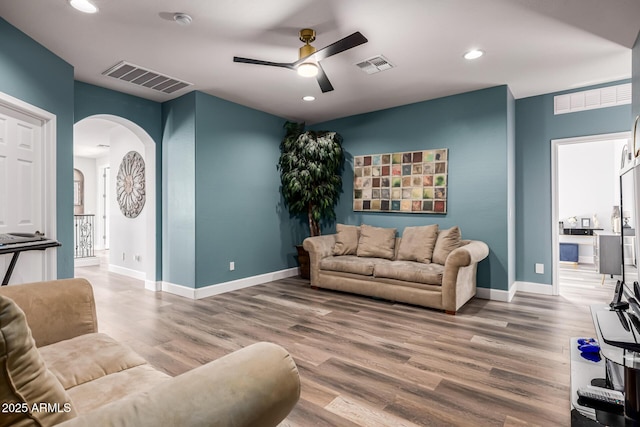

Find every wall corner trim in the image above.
[515,280,553,296]
[145,280,162,292]
[476,285,516,302]
[475,281,552,302]
[161,267,300,300]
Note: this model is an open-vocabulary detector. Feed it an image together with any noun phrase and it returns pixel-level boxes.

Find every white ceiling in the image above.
[72,117,117,158]
[2,0,639,126]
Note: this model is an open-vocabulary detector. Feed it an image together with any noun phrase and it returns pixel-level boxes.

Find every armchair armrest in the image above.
[0,278,97,347]
[441,240,489,313]
[303,235,336,286]
[58,342,301,427]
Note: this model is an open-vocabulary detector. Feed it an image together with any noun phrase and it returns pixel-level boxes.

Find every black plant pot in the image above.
[295,245,310,279]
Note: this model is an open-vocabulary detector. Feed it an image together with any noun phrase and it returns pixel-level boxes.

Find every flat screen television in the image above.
[618,149,640,305]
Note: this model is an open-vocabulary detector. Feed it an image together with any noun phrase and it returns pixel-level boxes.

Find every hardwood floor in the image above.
[75,257,615,426]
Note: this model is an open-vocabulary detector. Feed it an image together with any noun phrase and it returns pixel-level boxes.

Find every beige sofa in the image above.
[303,224,489,314]
[0,278,300,427]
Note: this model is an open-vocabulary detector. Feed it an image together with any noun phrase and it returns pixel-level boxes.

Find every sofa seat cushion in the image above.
[374,261,444,285]
[39,333,170,413]
[66,364,171,414]
[39,333,149,389]
[320,255,392,276]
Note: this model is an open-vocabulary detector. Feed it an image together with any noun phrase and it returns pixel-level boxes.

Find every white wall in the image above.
[73,156,97,215]
[558,138,627,231]
[108,126,147,277]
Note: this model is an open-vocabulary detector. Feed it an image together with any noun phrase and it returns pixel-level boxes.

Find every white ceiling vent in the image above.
[102,61,192,94]
[554,83,631,115]
[355,55,394,74]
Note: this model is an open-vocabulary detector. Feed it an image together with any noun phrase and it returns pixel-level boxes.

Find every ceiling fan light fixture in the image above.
[464,49,484,60]
[297,62,318,78]
[69,0,98,13]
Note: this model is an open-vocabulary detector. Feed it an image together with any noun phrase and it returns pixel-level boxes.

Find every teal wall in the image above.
[1,14,636,295]
[0,18,75,278]
[193,92,303,288]
[515,81,632,285]
[315,86,512,291]
[161,91,304,288]
[162,93,197,287]
[74,81,163,278]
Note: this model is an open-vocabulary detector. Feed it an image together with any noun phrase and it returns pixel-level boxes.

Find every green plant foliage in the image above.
[277,121,344,236]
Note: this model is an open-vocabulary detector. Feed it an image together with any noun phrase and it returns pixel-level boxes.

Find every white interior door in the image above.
[0,103,45,284]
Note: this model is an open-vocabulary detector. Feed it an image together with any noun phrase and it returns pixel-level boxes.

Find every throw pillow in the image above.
[0,295,77,427]
[432,226,462,265]
[356,224,397,259]
[333,224,360,255]
[396,224,439,263]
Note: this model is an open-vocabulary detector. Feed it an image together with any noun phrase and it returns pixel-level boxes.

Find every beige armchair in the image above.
[0,279,300,427]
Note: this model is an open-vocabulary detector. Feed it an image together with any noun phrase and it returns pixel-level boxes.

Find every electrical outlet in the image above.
[135,254,141,262]
[535,263,544,274]
[229,261,235,271]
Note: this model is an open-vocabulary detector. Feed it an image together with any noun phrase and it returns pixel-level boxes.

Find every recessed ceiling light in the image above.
[464,49,484,60]
[69,0,98,14]
[173,13,193,26]
[302,96,315,102]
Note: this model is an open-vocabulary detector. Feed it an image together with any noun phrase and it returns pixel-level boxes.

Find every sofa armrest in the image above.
[303,235,336,286]
[441,241,489,313]
[58,342,301,427]
[446,240,490,268]
[0,278,98,347]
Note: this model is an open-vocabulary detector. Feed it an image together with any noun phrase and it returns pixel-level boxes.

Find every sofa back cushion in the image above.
[332,224,360,255]
[356,224,397,259]
[0,295,77,427]
[432,226,462,265]
[396,224,439,263]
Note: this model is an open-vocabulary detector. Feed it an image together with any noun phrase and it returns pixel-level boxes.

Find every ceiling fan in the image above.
[233,29,368,93]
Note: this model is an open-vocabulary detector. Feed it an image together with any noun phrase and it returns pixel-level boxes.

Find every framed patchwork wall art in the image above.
[353,149,448,213]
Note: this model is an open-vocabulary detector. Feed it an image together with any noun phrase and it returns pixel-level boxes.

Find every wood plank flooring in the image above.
[75,258,615,426]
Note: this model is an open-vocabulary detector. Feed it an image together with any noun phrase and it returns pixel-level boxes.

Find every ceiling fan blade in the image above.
[233,57,295,70]
[295,31,368,66]
[316,62,334,93]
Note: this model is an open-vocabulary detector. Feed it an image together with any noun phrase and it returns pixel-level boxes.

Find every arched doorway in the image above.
[73,115,157,288]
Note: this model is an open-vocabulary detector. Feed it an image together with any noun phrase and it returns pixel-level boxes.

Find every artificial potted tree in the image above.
[277,121,344,278]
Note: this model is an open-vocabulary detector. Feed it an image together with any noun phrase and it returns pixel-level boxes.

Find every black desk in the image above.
[0,239,61,285]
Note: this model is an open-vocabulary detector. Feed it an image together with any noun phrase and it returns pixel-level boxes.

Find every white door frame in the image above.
[0,91,57,281]
[551,131,631,295]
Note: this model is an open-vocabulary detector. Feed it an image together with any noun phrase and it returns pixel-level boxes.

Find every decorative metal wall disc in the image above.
[116,151,146,218]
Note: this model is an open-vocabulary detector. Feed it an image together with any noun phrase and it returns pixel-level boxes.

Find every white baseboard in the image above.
[74,257,100,267]
[108,264,146,281]
[476,281,552,302]
[161,267,300,300]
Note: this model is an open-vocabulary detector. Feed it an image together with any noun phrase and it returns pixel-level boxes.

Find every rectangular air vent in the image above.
[355,55,395,74]
[554,83,631,115]
[102,61,192,94]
